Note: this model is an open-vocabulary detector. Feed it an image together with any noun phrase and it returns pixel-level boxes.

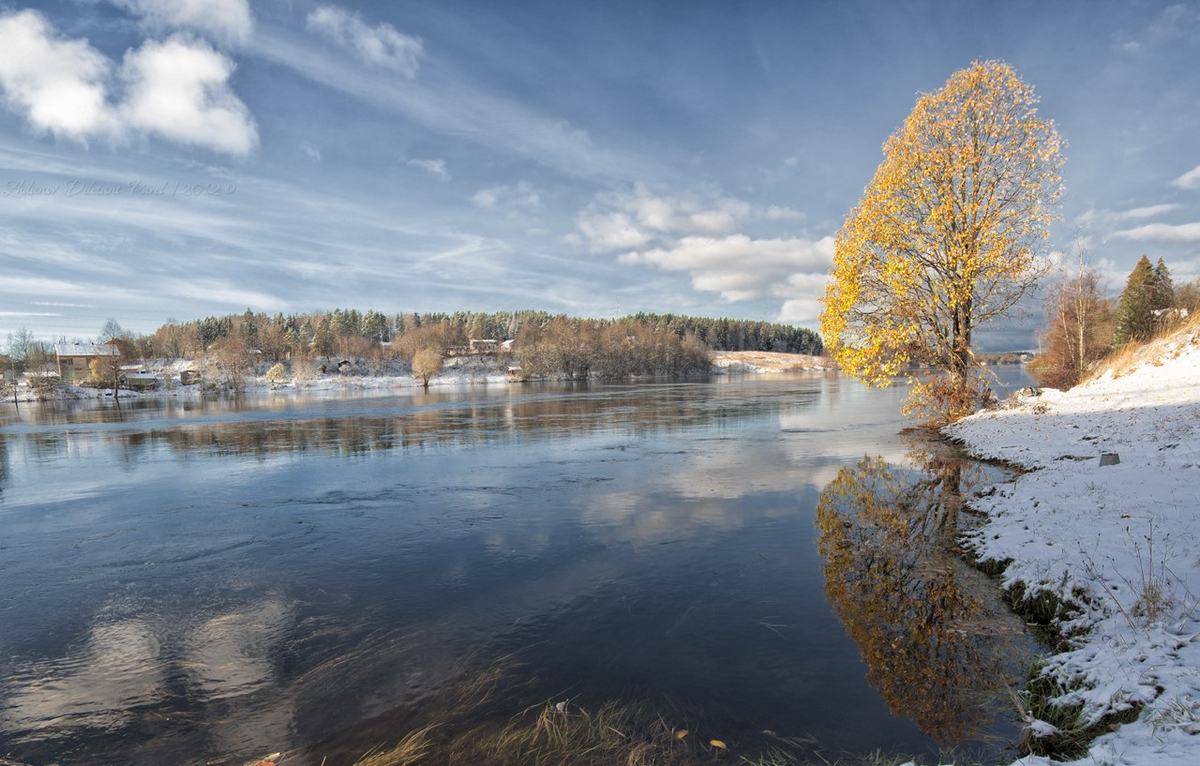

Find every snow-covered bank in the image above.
[5,352,839,404]
[946,327,1200,765]
[1,356,512,403]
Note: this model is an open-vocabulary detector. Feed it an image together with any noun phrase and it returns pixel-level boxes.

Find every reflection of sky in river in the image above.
[0,370,1033,766]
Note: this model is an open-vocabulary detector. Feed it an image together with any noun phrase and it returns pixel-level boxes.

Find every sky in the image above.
[0,0,1198,350]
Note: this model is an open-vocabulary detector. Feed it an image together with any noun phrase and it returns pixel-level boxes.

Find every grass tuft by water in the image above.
[322,660,1015,766]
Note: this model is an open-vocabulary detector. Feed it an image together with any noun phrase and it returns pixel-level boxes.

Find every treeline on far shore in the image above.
[4,309,823,385]
[134,308,821,361]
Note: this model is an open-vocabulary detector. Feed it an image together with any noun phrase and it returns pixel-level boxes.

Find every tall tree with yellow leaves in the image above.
[821,61,1065,423]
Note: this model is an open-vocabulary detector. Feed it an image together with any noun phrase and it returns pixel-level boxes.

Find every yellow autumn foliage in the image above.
[821,61,1064,421]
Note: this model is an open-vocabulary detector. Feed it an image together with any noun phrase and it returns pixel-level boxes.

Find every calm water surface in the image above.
[0,371,1036,765]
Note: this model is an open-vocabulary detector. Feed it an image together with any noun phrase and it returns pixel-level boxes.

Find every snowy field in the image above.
[946,325,1200,765]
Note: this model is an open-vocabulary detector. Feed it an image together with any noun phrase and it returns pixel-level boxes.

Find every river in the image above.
[0,370,1037,765]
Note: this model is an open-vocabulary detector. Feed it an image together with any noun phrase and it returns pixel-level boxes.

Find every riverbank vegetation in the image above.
[103,309,817,363]
[3,309,820,394]
[1030,252,1198,389]
[516,317,712,379]
[288,659,983,766]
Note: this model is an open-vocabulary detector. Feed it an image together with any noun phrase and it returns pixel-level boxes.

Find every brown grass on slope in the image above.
[1084,311,1200,383]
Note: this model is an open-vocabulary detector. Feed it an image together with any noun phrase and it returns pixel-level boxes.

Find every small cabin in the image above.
[122,373,158,391]
[180,369,202,385]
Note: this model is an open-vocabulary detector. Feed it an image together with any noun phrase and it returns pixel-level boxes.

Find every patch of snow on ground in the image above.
[946,327,1200,765]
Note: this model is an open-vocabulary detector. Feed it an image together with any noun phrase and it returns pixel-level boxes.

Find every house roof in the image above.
[54,343,119,357]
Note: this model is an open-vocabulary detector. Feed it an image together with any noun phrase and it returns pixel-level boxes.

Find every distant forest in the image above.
[134,309,823,361]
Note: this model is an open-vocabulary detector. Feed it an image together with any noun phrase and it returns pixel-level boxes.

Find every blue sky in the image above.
[0,0,1198,348]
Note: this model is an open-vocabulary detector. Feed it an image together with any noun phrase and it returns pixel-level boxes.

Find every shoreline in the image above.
[1,351,838,406]
[945,327,1200,765]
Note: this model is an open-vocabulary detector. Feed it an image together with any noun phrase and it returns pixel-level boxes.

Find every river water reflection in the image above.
[0,372,1036,765]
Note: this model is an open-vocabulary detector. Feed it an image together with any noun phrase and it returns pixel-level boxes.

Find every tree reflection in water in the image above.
[815,437,1034,745]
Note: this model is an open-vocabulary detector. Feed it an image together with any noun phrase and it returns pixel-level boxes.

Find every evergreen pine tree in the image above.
[1152,258,1175,314]
[1114,255,1174,345]
[1114,256,1154,345]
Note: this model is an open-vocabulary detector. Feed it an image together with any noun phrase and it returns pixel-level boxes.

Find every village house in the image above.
[54,343,119,383]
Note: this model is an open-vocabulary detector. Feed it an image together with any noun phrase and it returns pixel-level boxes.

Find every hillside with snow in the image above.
[946,322,1200,765]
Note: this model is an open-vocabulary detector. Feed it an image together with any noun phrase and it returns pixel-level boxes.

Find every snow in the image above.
[946,325,1200,765]
[3,356,512,402]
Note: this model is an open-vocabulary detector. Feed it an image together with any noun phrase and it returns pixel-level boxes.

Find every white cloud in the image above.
[574,210,648,250]
[407,157,449,180]
[765,205,803,220]
[119,36,258,156]
[574,189,780,243]
[776,273,831,323]
[1112,222,1200,242]
[0,11,256,156]
[159,277,282,309]
[301,143,321,162]
[574,186,759,253]
[620,234,835,304]
[306,5,423,76]
[112,0,253,47]
[1173,164,1200,190]
[0,10,116,142]
[1122,203,1181,219]
[1077,202,1182,229]
[573,186,830,319]
[470,181,540,211]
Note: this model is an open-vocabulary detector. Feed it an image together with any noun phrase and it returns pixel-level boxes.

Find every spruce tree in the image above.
[1114,255,1173,345]
[1152,258,1175,314]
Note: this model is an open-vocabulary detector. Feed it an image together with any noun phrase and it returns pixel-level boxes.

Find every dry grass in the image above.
[341,698,717,766]
[320,660,964,766]
[1010,663,1142,761]
[1085,311,1200,382]
[353,726,439,766]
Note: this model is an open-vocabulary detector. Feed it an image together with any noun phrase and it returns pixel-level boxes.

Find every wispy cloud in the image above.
[1173,164,1200,190]
[1112,222,1200,242]
[250,27,654,183]
[0,10,257,155]
[1122,203,1182,218]
[306,5,423,76]
[765,205,803,221]
[157,277,283,310]
[470,181,541,210]
[111,0,254,47]
[407,157,449,180]
[1077,202,1182,229]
